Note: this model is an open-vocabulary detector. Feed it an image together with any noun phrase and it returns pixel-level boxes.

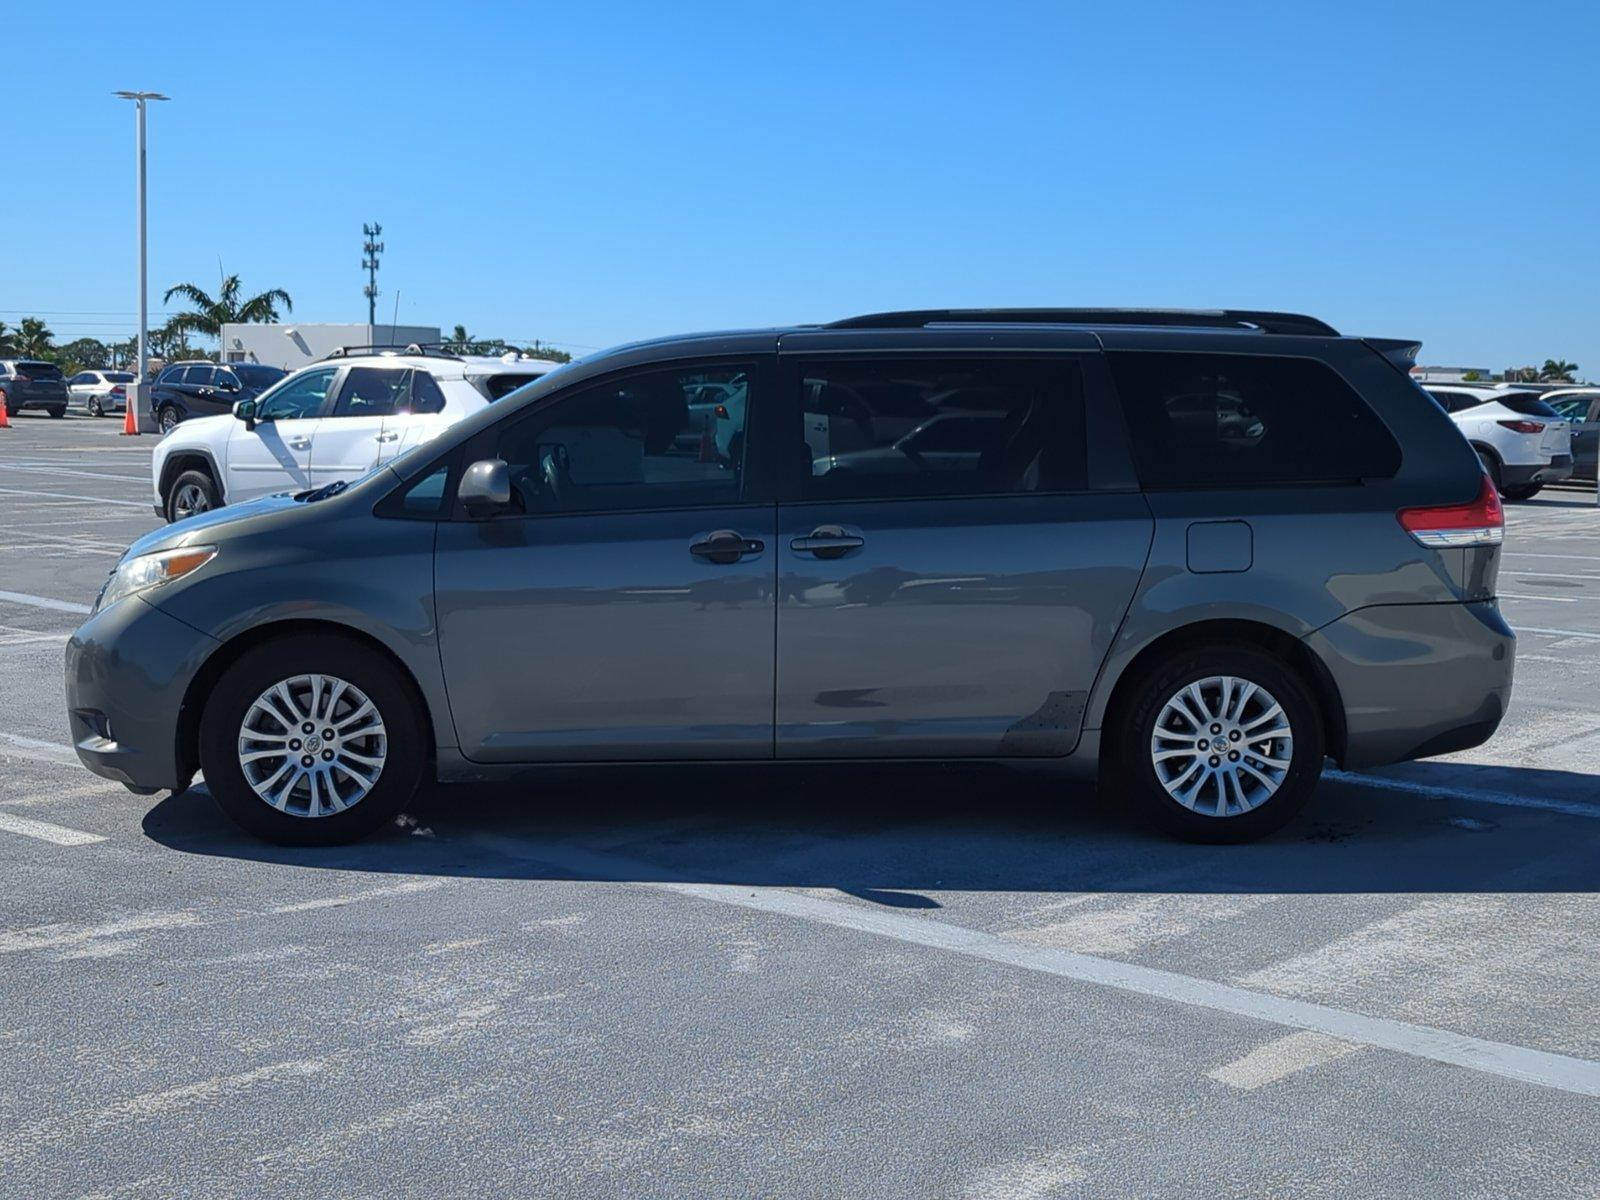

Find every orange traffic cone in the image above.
[121,396,139,436]
[0,394,10,429]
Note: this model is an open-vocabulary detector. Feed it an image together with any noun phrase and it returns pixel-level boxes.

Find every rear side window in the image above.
[798,358,1087,501]
[407,370,447,414]
[1108,352,1401,488]
[1497,394,1560,419]
[332,367,409,417]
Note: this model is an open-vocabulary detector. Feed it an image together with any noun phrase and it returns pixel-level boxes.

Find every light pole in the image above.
[115,90,168,433]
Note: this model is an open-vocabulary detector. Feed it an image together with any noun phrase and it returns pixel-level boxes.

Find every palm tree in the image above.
[13,316,55,359]
[163,274,293,340]
[0,321,13,354]
[444,324,479,354]
[1540,359,1579,383]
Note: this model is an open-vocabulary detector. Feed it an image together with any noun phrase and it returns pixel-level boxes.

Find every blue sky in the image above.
[6,0,1597,375]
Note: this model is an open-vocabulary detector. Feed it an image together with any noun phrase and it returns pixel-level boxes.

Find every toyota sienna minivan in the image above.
[66,309,1514,845]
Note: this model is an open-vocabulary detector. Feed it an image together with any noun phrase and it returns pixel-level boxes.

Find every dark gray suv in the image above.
[65,309,1513,845]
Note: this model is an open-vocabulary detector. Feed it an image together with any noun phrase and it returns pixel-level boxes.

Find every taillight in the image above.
[714,404,729,419]
[1496,419,1545,434]
[1398,475,1504,548]
[110,386,126,396]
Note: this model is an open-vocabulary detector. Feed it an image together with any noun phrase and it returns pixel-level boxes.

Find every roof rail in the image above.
[824,308,1340,337]
[321,342,464,361]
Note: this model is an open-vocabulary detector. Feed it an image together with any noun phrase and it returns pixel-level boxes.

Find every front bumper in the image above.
[65,595,219,792]
[1306,600,1514,770]
[1503,455,1573,487]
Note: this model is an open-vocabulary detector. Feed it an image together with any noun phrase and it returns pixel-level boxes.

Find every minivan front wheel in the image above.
[1115,646,1324,843]
[199,635,428,845]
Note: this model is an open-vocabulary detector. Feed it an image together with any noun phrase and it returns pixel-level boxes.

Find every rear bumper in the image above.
[1503,455,1573,487]
[4,390,68,410]
[1306,600,1514,770]
[64,596,218,792]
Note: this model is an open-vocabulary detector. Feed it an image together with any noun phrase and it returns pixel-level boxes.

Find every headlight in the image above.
[95,546,216,612]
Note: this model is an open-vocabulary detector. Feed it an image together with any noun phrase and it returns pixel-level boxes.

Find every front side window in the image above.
[258,367,337,421]
[332,367,409,418]
[799,358,1087,501]
[1109,352,1401,488]
[487,363,752,516]
[182,365,215,386]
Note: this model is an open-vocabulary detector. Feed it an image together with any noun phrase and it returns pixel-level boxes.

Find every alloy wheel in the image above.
[237,674,388,818]
[171,482,212,520]
[1149,675,1293,817]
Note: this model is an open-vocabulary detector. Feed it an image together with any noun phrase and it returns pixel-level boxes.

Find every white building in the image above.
[218,322,442,370]
[1410,365,1494,383]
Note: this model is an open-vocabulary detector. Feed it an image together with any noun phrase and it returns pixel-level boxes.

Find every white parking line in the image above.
[0,590,92,615]
[0,486,148,509]
[1501,551,1600,561]
[1324,768,1600,820]
[0,463,149,483]
[0,812,105,847]
[1499,592,1578,602]
[1207,1031,1363,1090]
[496,840,1600,1099]
[0,732,80,766]
[1514,625,1600,641]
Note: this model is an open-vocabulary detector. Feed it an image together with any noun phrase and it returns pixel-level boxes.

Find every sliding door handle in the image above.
[790,526,864,559]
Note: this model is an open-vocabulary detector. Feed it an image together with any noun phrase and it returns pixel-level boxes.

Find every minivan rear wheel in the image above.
[1114,645,1324,843]
[199,634,428,845]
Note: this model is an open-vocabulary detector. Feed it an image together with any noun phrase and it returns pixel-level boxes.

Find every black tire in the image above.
[158,405,181,433]
[199,634,429,845]
[87,396,104,418]
[1501,483,1542,501]
[164,468,221,523]
[48,406,66,419]
[1112,644,1325,843]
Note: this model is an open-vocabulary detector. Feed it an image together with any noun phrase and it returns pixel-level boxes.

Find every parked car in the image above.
[1541,388,1600,482]
[150,361,288,432]
[151,348,560,522]
[0,359,69,417]
[71,308,1513,847]
[67,369,137,417]
[1425,384,1571,499]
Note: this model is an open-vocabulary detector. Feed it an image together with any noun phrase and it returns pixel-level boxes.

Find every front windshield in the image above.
[232,364,287,389]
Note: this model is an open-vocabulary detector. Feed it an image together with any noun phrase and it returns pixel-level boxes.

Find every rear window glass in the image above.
[1109,352,1401,488]
[105,372,135,383]
[232,364,286,388]
[19,361,61,379]
[481,372,543,400]
[1497,394,1560,418]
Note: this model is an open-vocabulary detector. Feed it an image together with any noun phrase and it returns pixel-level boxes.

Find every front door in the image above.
[224,365,337,503]
[307,365,411,489]
[774,350,1151,758]
[435,358,777,762]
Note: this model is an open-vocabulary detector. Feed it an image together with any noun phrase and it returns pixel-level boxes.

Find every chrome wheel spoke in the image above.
[238,673,386,819]
[1149,674,1294,818]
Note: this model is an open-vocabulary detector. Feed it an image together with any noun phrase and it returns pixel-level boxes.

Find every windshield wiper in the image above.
[298,479,349,503]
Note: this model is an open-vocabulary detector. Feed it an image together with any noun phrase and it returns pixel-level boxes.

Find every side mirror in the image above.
[233,398,258,431]
[217,379,239,394]
[459,458,512,517]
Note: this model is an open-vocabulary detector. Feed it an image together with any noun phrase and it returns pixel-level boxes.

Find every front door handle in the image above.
[376,431,400,442]
[791,526,864,559]
[287,438,311,451]
[689,530,765,565]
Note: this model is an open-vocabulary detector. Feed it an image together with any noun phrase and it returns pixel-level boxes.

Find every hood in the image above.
[159,413,234,446]
[121,491,304,559]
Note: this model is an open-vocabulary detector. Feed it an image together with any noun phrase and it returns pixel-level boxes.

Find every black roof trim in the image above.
[824,308,1340,337]
[322,342,464,362]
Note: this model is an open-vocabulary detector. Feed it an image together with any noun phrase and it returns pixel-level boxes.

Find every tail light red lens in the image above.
[1398,475,1504,548]
[713,404,729,419]
[1496,419,1545,434]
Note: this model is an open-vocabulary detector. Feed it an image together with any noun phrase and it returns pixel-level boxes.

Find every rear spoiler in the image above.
[1364,337,1423,373]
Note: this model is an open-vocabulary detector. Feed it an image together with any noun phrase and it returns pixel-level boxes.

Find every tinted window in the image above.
[20,361,62,379]
[69,373,91,385]
[332,367,409,417]
[157,365,185,385]
[1498,393,1560,419]
[799,358,1086,501]
[258,367,337,421]
[106,372,135,383]
[489,363,751,516]
[482,372,543,400]
[1109,352,1400,488]
[214,369,240,390]
[181,365,214,386]
[232,364,286,389]
[408,370,447,415]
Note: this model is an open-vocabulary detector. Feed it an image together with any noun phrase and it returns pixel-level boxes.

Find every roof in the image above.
[823,308,1341,336]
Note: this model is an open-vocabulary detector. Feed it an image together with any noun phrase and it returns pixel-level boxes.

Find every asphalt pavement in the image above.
[0,411,1596,1199]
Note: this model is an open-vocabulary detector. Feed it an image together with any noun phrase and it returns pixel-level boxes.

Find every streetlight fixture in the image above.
[114,90,168,433]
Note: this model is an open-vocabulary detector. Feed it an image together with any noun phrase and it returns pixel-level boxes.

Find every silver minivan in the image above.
[66,309,1514,845]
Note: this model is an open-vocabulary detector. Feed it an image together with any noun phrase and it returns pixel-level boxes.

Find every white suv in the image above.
[152,348,562,522]
[1424,384,1572,499]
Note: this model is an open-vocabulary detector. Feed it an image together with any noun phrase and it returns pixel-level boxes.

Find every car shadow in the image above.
[140,759,1600,902]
